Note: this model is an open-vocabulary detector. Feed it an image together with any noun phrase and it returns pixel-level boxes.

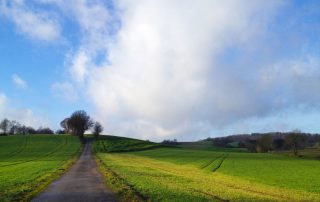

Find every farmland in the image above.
[95,136,320,201]
[0,135,81,201]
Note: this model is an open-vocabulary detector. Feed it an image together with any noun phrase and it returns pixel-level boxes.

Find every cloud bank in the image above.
[2,0,320,140]
[82,0,287,140]
[45,0,320,140]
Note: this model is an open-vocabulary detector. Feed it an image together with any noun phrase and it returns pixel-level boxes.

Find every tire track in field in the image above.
[0,136,69,167]
[105,155,239,201]
[200,154,225,169]
[109,153,231,201]
[212,154,228,172]
[6,135,28,158]
[105,154,296,201]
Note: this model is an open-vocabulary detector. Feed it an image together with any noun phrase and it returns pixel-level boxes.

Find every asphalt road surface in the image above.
[32,140,117,202]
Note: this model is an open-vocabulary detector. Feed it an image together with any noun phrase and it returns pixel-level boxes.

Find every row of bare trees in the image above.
[210,130,319,156]
[0,118,54,135]
[60,110,103,139]
[1,110,103,138]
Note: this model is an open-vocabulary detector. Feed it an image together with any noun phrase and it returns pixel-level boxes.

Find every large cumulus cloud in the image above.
[4,0,320,140]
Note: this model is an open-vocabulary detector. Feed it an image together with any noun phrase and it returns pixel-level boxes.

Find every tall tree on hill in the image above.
[93,121,103,139]
[67,110,93,138]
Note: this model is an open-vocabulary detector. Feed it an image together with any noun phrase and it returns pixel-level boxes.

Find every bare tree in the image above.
[0,119,10,135]
[9,120,20,135]
[256,135,272,153]
[67,110,93,138]
[60,118,70,134]
[285,130,307,156]
[26,126,37,134]
[37,127,54,134]
[93,122,103,139]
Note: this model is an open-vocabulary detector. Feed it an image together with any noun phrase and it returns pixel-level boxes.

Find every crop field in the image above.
[0,135,81,201]
[94,135,164,152]
[95,136,320,201]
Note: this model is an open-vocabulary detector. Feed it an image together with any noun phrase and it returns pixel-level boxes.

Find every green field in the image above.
[95,136,320,201]
[0,135,81,201]
[94,135,166,152]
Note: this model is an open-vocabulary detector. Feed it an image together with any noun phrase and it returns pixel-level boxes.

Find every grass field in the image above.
[95,136,320,201]
[0,135,81,201]
[94,135,165,152]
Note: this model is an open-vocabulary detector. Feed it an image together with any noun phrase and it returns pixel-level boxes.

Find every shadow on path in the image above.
[32,138,118,202]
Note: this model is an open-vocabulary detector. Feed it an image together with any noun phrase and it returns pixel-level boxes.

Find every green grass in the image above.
[94,135,165,153]
[0,135,81,201]
[177,140,248,152]
[95,136,320,202]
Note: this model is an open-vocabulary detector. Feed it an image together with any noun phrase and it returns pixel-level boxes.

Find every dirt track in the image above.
[32,140,117,202]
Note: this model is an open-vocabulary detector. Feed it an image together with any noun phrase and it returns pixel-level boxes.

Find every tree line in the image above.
[209,130,320,156]
[0,118,54,135]
[0,110,103,139]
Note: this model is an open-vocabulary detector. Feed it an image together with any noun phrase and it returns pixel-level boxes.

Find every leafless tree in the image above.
[60,118,71,134]
[0,119,10,135]
[67,110,93,138]
[93,121,103,139]
[285,130,307,156]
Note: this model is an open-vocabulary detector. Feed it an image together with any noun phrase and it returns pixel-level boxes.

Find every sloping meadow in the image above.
[0,135,81,201]
[95,136,320,201]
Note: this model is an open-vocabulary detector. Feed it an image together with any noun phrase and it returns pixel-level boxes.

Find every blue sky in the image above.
[0,0,320,141]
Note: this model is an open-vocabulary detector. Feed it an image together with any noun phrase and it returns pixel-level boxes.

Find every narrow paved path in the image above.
[32,140,117,202]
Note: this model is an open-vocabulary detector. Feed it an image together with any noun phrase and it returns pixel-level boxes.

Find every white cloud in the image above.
[259,56,320,108]
[0,0,61,42]
[28,0,320,140]
[68,50,91,83]
[0,93,7,107]
[82,0,285,140]
[0,92,49,128]
[51,82,78,102]
[12,74,27,89]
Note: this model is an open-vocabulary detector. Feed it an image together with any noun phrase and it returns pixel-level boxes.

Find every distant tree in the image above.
[162,139,179,145]
[273,138,285,150]
[37,127,54,134]
[26,126,37,134]
[93,121,103,139]
[18,125,28,135]
[0,118,10,135]
[60,118,70,134]
[9,120,20,135]
[212,136,233,147]
[256,135,272,153]
[285,130,307,156]
[55,129,65,134]
[67,110,93,138]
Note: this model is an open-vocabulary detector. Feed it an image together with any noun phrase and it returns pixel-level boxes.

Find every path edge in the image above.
[94,153,148,202]
[24,144,84,201]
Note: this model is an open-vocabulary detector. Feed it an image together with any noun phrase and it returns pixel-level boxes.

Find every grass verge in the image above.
[95,154,148,202]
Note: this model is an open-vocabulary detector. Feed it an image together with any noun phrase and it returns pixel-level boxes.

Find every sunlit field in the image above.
[95,136,320,201]
[0,135,81,201]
